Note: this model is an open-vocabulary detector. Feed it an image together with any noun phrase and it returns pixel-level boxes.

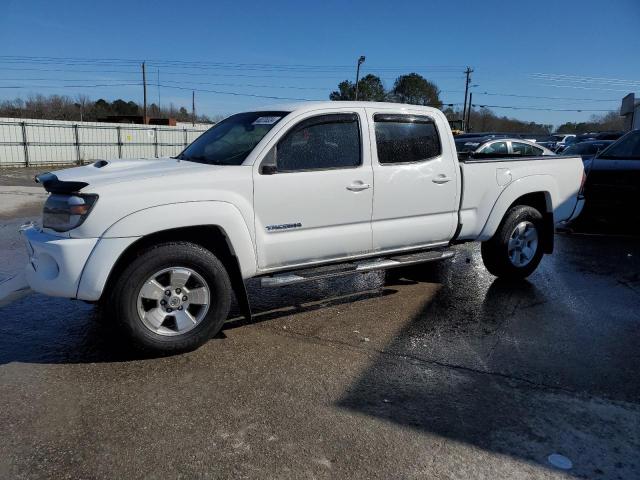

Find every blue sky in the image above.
[1,0,639,127]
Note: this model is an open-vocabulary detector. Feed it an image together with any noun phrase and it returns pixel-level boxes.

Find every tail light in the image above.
[579,171,587,196]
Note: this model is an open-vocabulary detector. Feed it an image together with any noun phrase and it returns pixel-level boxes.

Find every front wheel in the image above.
[481,205,544,279]
[109,241,232,354]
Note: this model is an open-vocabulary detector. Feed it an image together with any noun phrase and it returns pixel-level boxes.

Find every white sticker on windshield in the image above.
[252,116,281,125]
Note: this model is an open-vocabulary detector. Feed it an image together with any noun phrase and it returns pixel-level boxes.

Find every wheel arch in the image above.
[479,175,557,253]
[99,225,253,320]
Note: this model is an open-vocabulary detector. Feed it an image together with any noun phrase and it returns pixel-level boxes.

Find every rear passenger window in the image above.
[275,113,361,172]
[482,141,508,155]
[512,142,542,156]
[374,114,441,164]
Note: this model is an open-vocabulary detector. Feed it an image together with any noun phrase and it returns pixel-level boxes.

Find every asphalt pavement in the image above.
[0,171,639,479]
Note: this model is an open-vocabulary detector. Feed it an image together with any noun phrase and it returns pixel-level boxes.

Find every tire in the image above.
[108,241,232,354]
[481,205,545,279]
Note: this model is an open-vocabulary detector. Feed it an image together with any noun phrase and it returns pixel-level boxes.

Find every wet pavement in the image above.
[1,179,640,479]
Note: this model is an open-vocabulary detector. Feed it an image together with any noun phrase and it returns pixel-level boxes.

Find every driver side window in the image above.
[274,113,361,172]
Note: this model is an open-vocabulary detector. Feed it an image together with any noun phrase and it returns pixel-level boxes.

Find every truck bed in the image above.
[456,155,584,241]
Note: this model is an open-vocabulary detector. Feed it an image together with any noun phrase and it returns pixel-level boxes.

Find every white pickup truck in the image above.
[21,101,585,353]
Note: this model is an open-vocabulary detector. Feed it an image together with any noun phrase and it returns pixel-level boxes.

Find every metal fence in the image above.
[0,118,211,167]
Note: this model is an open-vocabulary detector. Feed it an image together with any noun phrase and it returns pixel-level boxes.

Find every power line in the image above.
[0,77,622,104]
[159,80,331,91]
[0,55,465,72]
[531,72,640,86]
[474,91,619,103]
[0,77,140,82]
[0,83,141,89]
[471,103,613,112]
[0,65,406,80]
[535,83,634,93]
[157,83,318,101]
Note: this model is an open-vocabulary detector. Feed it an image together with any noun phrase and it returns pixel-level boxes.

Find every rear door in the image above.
[253,109,374,269]
[367,109,458,251]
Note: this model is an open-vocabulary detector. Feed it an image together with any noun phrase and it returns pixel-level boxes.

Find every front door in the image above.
[585,131,640,219]
[367,109,459,251]
[253,110,373,270]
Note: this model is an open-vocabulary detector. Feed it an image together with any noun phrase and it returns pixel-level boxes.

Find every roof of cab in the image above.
[248,101,443,115]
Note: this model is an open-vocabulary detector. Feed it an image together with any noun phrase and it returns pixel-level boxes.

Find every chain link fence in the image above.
[0,117,210,168]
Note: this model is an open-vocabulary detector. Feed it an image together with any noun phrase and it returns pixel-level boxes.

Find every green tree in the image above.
[556,111,624,134]
[329,80,353,101]
[390,73,442,108]
[329,74,386,101]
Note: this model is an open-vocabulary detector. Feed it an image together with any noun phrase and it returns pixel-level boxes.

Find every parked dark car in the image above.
[561,140,614,161]
[576,131,625,142]
[582,130,640,223]
[556,132,624,153]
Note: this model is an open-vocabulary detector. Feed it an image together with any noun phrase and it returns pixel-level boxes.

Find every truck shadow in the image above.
[0,272,396,365]
[335,246,640,478]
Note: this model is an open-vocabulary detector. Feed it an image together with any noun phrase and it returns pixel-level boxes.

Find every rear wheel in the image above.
[481,205,544,279]
[109,242,232,354]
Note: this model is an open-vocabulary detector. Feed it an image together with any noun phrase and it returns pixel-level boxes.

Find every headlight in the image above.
[43,193,98,232]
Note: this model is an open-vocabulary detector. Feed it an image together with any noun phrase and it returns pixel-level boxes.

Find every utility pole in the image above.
[142,61,147,124]
[466,92,473,132]
[157,68,161,112]
[192,90,195,126]
[462,66,473,131]
[354,55,366,101]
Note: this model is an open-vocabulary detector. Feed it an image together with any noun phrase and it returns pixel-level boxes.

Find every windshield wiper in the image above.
[181,155,214,163]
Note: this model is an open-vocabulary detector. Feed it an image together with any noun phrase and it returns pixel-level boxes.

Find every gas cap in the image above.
[496,168,512,187]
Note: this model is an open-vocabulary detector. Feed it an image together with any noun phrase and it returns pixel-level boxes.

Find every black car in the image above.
[582,130,640,222]
[576,131,625,142]
[561,140,614,161]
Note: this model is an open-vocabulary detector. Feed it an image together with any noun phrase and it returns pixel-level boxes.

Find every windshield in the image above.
[598,131,640,159]
[177,111,289,165]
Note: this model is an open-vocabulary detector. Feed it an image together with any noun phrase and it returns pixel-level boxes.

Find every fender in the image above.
[478,175,557,241]
[76,201,257,301]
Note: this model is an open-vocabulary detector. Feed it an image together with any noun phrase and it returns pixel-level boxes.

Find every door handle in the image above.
[432,174,452,184]
[346,182,371,192]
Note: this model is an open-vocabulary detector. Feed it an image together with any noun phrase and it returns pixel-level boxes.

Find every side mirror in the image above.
[261,164,277,175]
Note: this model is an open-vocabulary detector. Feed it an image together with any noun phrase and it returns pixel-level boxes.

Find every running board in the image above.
[260,249,455,287]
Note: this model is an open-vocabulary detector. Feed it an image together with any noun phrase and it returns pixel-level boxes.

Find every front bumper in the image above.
[20,224,97,299]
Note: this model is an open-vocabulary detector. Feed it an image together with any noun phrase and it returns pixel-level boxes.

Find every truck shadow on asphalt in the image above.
[335,249,640,479]
[1,236,638,476]
[0,274,398,365]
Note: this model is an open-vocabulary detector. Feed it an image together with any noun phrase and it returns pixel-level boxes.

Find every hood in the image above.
[37,158,213,193]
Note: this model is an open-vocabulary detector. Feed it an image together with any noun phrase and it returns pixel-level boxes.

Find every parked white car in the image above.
[21,102,585,353]
[552,134,577,152]
[455,137,556,157]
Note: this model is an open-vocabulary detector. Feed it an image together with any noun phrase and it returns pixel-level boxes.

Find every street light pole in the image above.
[354,55,366,101]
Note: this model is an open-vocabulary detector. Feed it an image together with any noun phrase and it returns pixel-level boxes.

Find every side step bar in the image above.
[260,249,455,287]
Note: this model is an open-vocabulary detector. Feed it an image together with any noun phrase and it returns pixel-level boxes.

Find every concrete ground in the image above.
[0,169,639,479]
